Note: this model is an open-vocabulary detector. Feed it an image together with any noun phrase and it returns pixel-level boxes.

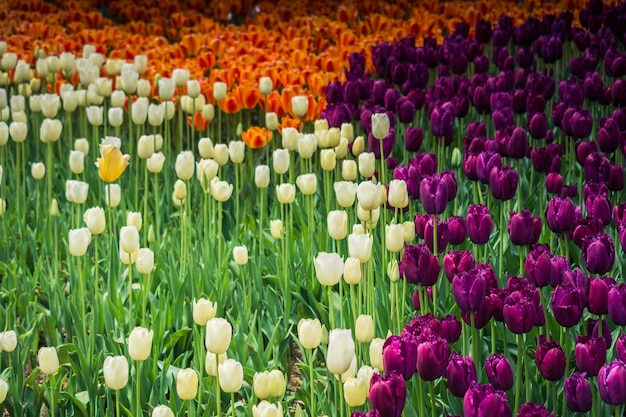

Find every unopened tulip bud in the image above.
[187,80,200,98]
[205,318,232,354]
[255,165,270,188]
[276,183,296,204]
[233,246,248,265]
[69,150,84,174]
[152,405,174,417]
[173,179,187,201]
[270,220,282,239]
[342,160,357,181]
[213,82,227,101]
[158,77,175,101]
[297,318,322,350]
[268,369,286,398]
[219,359,244,393]
[1,331,17,352]
[31,162,45,180]
[136,248,155,274]
[176,368,198,400]
[352,136,365,156]
[38,346,60,375]
[108,107,124,127]
[193,298,217,326]
[74,138,89,155]
[273,149,290,175]
[386,224,404,253]
[320,149,336,171]
[119,225,139,254]
[198,138,213,159]
[175,151,195,180]
[343,257,361,285]
[128,326,153,361]
[228,141,245,164]
[202,104,215,123]
[103,356,129,390]
[296,174,317,195]
[282,127,299,151]
[358,152,375,178]
[387,259,400,283]
[355,314,375,343]
[291,96,309,117]
[126,212,142,232]
[265,112,279,131]
[147,152,165,174]
[298,134,317,158]
[334,181,358,208]
[69,228,91,256]
[83,207,106,235]
[212,144,229,165]
[259,77,273,95]
[371,113,390,140]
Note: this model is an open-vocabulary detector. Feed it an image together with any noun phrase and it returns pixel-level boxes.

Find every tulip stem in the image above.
[417,375,425,417]
[498,202,504,280]
[216,355,222,417]
[309,348,315,417]
[328,285,335,330]
[128,256,133,331]
[48,375,55,417]
[429,380,436,417]
[230,392,235,417]
[471,313,480,369]
[514,333,523,412]
[136,361,141,417]
[115,390,120,417]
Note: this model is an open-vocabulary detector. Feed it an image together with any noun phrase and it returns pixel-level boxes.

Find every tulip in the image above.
[516,403,554,417]
[355,314,375,344]
[369,372,406,417]
[68,228,91,257]
[291,96,309,117]
[296,174,317,195]
[535,336,566,381]
[253,371,271,399]
[358,152,376,178]
[575,336,606,377]
[334,181,358,208]
[97,145,129,183]
[564,372,592,413]
[66,180,89,204]
[416,335,450,381]
[598,360,626,405]
[270,220,282,239]
[371,113,390,140]
[588,276,614,315]
[152,405,174,417]
[38,346,60,375]
[327,210,348,241]
[348,233,373,263]
[388,180,408,209]
[582,233,615,274]
[344,377,368,407]
[327,329,355,375]
[103,356,129,390]
[314,252,343,286]
[551,282,585,328]
[204,351,227,377]
[503,291,536,334]
[297,318,322,350]
[83,207,106,235]
[466,204,494,244]
[443,251,476,282]
[485,354,514,391]
[446,353,477,397]
[0,379,7,404]
[452,269,487,312]
[447,216,467,245]
[205,318,232,354]
[193,298,217,326]
[176,368,198,400]
[508,210,541,246]
[233,246,248,266]
[401,243,438,286]
[489,166,518,201]
[608,283,626,326]
[252,401,282,417]
[211,179,233,202]
[298,134,317,158]
[463,382,511,417]
[218,359,244,393]
[546,196,575,234]
[128,326,153,361]
[420,174,448,215]
[357,181,381,211]
[31,162,45,180]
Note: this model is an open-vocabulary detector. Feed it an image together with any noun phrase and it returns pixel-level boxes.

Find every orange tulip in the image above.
[241,126,272,149]
[97,145,130,183]
[188,113,208,131]
[278,117,300,133]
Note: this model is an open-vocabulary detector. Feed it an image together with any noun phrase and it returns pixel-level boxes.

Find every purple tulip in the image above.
[447,216,467,245]
[423,217,449,254]
[369,372,406,417]
[440,315,462,343]
[564,372,593,413]
[617,335,626,363]
[429,103,454,138]
[382,335,417,381]
[570,217,604,248]
[403,313,442,339]
[419,174,448,215]
[546,196,575,234]
[575,336,606,377]
[525,244,553,288]
[416,335,450,381]
[489,165,518,201]
[404,127,423,152]
[413,214,430,239]
[609,164,624,191]
[463,383,512,417]
[516,403,554,417]
[452,270,487,313]
[508,210,541,246]
[550,255,570,287]
[598,360,626,405]
[485,354,514,391]
[443,250,476,282]
[503,291,536,334]
[466,204,494,245]
[587,318,612,348]
[367,129,395,159]
[506,126,529,158]
[575,140,597,165]
[584,152,611,184]
[410,152,437,178]
[582,233,615,275]
[476,152,503,185]
[535,336,566,381]
[351,411,381,417]
[551,282,586,328]
[608,283,626,326]
[585,192,612,226]
[402,243,439,286]
[620,224,626,253]
[546,173,563,194]
[588,276,615,315]
[614,202,626,229]
[446,353,477,397]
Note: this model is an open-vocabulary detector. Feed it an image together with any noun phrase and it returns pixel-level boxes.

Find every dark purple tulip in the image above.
[608,283,626,326]
[351,411,381,417]
[585,187,612,226]
[621,224,626,253]
[545,173,563,194]
[326,81,344,104]
[403,313,442,339]
[396,97,415,124]
[452,270,487,313]
[446,353,477,397]
[447,216,467,245]
[503,291,536,334]
[609,164,624,191]
[584,152,611,184]
[441,170,458,202]
[369,372,406,417]
[473,55,489,74]
[506,126,529,158]
[535,336,566,381]
[516,403,554,417]
[402,243,437,286]
[413,213,429,239]
[570,217,604,248]
[550,255,570,287]
[416,335,450,381]
[323,103,353,128]
[561,267,589,294]
[464,154,479,181]
[424,217,449,254]
[512,89,528,114]
[466,204,494,245]
[475,19,493,44]
[582,233,615,275]
[598,117,620,153]
[564,372,593,413]
[546,196,575,234]
[443,250,475,282]
[461,296,493,329]
[382,335,417,381]
[530,147,552,173]
[575,140,597,165]
[440,315,462,343]
[575,336,606,377]
[615,202,626,228]
[588,318,612,348]
[489,166,518,201]
[485,354,514,391]
[598,360,626,405]
[384,88,400,112]
[588,276,615,315]
[404,127,423,152]
[429,104,454,138]
[617,335,626,363]
[463,383,512,417]
[525,244,553,288]
[492,108,514,131]
[420,174,448,215]
[508,210,541,246]
[570,109,593,139]
[552,282,586,328]
[411,152,437,178]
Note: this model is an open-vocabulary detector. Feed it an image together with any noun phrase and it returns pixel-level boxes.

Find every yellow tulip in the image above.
[96,145,129,183]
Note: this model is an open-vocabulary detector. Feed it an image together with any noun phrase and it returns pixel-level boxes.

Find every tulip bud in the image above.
[233,246,248,265]
[358,152,375,178]
[343,257,361,285]
[314,252,344,286]
[83,207,106,235]
[38,346,60,375]
[291,96,309,117]
[128,326,154,361]
[137,135,155,159]
[176,368,198,400]
[31,162,45,180]
[355,314,374,343]
[1,331,17,352]
[126,212,142,232]
[103,356,129,390]
[212,144,229,165]
[259,77,273,95]
[334,181,358,208]
[272,149,290,175]
[228,141,245,164]
[210,179,233,202]
[119,225,139,254]
[205,318,232,354]
[348,233,373,263]
[146,152,165,174]
[268,369,286,398]
[296,174,317,195]
[108,107,124,127]
[198,137,213,159]
[371,113,390,140]
[219,359,244,393]
[49,198,59,217]
[173,179,187,202]
[298,134,317,158]
[253,371,271,399]
[104,184,121,208]
[152,405,174,417]
[386,224,404,253]
[69,228,91,256]
[276,183,296,204]
[193,298,217,326]
[320,149,336,171]
[174,151,194,180]
[270,220,283,239]
[158,78,175,101]
[265,112,279,131]
[297,318,322,350]
[344,377,368,407]
[255,165,270,188]
[282,127,299,151]
[9,121,27,143]
[136,248,155,274]
[357,181,381,211]
[352,136,365,156]
[327,329,355,375]
[213,81,227,101]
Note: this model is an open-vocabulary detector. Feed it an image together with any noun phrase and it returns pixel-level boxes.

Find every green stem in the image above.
[429,380,436,417]
[499,202,505,280]
[471,312,480,370]
[128,256,133,331]
[328,285,335,330]
[216,354,222,417]
[230,392,235,417]
[309,348,315,417]
[116,389,120,417]
[514,333,523,412]
[136,361,141,417]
